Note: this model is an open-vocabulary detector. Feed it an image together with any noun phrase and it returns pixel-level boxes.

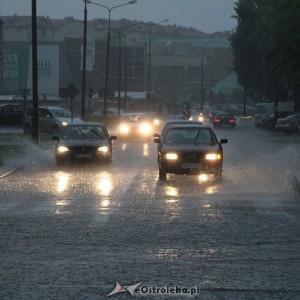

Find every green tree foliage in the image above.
[230,0,300,110]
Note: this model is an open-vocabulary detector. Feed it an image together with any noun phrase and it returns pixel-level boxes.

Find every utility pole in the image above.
[31,0,39,143]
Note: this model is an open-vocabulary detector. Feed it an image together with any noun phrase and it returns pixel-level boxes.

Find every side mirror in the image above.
[220,139,228,144]
[109,135,118,140]
[52,136,59,141]
[154,137,161,143]
[153,133,160,138]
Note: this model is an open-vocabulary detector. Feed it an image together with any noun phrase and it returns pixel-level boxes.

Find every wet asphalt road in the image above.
[0,125,300,299]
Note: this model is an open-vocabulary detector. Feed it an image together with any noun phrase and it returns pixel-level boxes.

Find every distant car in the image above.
[213,113,236,129]
[188,109,205,122]
[0,103,24,126]
[118,113,153,139]
[53,123,117,166]
[23,106,84,135]
[266,111,293,130]
[275,113,300,134]
[154,124,228,181]
[208,111,223,123]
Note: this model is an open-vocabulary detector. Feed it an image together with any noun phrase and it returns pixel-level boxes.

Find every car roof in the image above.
[166,124,211,129]
[164,119,202,124]
[67,122,105,127]
[121,112,146,116]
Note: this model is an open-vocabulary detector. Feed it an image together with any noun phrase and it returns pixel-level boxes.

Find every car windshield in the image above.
[62,125,106,139]
[121,115,148,123]
[164,127,216,145]
[50,108,73,118]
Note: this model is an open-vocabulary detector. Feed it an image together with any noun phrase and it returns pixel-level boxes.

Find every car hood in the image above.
[162,143,221,153]
[58,117,84,124]
[58,139,109,147]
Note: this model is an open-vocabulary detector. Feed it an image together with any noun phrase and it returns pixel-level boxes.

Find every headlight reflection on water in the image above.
[56,172,70,192]
[97,172,112,196]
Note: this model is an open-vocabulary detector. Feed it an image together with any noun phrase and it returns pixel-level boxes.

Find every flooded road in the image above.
[1,125,300,299]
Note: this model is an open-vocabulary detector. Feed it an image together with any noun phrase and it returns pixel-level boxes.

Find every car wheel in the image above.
[159,165,167,181]
[24,124,32,135]
[52,125,60,136]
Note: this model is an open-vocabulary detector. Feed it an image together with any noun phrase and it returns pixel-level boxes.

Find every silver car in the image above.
[275,113,300,135]
[23,106,84,135]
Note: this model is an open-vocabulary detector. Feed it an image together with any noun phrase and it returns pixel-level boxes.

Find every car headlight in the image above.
[97,146,109,153]
[205,153,221,160]
[153,119,160,125]
[62,122,68,126]
[140,123,152,134]
[166,153,178,160]
[57,146,69,153]
[199,115,204,122]
[119,124,129,134]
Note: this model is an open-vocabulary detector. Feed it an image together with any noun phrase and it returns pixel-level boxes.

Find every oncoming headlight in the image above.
[153,119,160,125]
[57,146,69,153]
[140,123,152,134]
[166,153,178,160]
[205,153,221,161]
[62,121,68,126]
[97,146,109,153]
[119,124,129,134]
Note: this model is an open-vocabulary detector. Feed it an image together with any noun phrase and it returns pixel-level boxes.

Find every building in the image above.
[0,15,237,113]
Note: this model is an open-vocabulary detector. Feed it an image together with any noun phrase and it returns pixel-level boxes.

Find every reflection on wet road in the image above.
[1,128,300,299]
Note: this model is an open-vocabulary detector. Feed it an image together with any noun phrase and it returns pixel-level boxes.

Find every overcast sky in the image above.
[0,0,237,33]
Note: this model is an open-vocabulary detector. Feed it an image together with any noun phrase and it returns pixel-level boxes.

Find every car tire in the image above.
[159,165,167,181]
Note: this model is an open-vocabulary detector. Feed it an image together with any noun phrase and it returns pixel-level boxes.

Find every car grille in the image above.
[183,153,201,162]
[70,146,98,153]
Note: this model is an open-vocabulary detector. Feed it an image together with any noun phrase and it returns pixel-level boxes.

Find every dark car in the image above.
[153,119,203,138]
[154,124,228,181]
[53,123,117,166]
[213,113,236,129]
[0,104,24,126]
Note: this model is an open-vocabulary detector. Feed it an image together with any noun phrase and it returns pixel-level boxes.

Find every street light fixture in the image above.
[200,40,217,112]
[146,19,169,112]
[86,0,137,124]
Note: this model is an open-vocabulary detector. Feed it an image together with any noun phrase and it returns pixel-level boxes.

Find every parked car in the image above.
[53,123,117,166]
[23,106,84,135]
[213,113,236,129]
[0,103,24,126]
[154,124,228,181]
[275,113,300,134]
[118,113,153,139]
[266,111,293,130]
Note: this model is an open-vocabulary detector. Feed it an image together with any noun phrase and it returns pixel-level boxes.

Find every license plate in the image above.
[182,163,202,169]
[221,125,229,127]
[75,153,92,159]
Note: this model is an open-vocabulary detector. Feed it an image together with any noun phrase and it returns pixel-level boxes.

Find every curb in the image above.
[0,166,24,180]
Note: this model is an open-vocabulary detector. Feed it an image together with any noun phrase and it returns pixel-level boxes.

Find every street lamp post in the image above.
[200,40,217,112]
[86,0,137,124]
[81,0,88,121]
[146,19,168,112]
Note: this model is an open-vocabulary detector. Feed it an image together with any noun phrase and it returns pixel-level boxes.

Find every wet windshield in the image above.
[62,125,106,139]
[164,128,215,145]
[50,108,73,118]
